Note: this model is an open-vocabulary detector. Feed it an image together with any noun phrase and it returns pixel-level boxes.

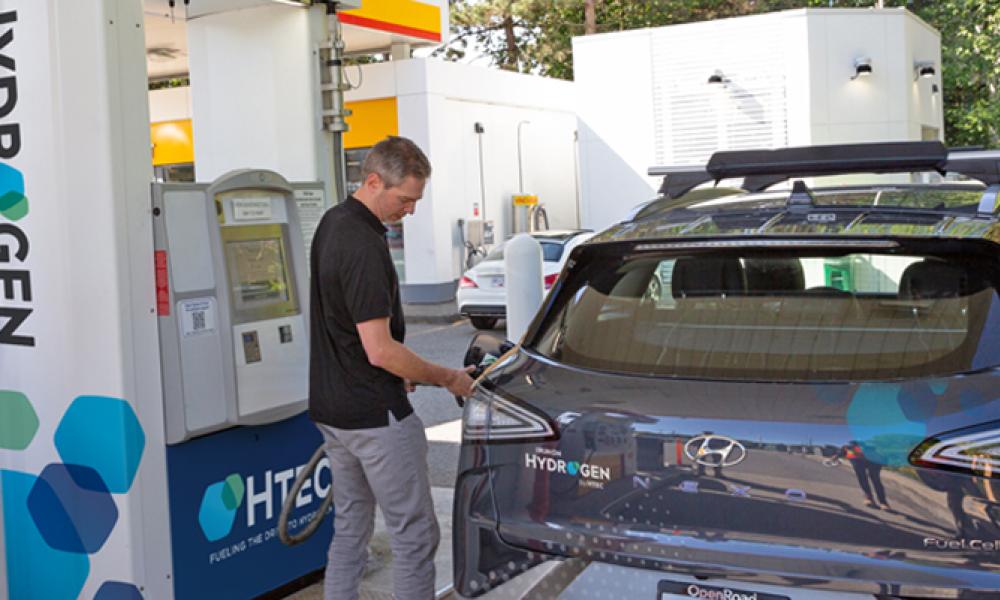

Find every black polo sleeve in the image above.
[339,242,394,325]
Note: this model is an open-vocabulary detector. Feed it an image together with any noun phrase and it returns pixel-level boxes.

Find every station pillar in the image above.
[0,0,172,598]
[186,3,337,205]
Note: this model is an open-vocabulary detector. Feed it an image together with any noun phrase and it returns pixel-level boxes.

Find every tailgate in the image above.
[486,356,1000,589]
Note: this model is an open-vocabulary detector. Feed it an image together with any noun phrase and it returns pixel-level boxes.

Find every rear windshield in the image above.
[485,241,564,262]
[529,247,1000,381]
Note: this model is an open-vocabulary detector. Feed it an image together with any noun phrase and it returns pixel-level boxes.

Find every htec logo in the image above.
[524,453,611,482]
[198,457,332,542]
[0,10,34,348]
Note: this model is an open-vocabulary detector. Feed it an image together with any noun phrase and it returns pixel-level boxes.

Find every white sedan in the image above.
[456,230,595,330]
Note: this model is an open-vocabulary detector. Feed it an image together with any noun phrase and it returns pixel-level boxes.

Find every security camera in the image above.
[851,57,873,80]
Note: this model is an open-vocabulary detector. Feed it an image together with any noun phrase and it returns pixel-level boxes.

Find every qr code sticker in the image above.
[192,310,206,332]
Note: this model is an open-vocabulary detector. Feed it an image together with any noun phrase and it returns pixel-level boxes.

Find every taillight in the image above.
[462,387,556,442]
[459,276,478,289]
[543,272,558,289]
[911,425,1000,478]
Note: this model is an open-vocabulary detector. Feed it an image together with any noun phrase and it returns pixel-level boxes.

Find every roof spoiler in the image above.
[649,142,1000,200]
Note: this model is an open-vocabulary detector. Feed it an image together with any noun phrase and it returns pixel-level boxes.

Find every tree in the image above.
[437,0,999,147]
[915,0,999,147]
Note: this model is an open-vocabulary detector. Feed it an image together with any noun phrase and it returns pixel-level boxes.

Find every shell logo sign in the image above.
[340,0,443,43]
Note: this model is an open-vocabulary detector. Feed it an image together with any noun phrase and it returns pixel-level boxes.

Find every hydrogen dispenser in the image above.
[152,170,333,598]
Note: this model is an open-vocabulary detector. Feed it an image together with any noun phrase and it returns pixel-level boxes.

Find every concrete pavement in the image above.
[402,300,463,324]
[283,486,457,600]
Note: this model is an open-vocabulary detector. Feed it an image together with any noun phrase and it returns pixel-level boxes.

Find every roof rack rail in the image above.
[649,142,1000,201]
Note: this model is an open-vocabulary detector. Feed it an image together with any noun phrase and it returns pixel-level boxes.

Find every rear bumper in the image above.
[483,517,1000,599]
[459,304,507,318]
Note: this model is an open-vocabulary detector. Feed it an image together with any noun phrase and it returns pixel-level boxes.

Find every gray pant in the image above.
[317,412,440,600]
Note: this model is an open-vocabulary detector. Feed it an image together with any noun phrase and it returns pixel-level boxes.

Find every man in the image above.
[309,136,475,600]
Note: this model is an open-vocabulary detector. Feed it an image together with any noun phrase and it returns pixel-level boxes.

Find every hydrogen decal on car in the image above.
[524,448,611,488]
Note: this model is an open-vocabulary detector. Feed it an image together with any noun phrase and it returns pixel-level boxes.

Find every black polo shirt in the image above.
[308,196,411,429]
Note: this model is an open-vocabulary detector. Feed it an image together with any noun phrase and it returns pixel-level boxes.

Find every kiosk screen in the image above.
[222,224,299,322]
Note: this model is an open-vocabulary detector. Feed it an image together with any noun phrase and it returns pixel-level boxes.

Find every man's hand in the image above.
[444,366,476,398]
[403,378,417,393]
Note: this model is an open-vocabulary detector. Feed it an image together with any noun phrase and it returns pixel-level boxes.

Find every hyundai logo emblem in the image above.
[684,435,748,467]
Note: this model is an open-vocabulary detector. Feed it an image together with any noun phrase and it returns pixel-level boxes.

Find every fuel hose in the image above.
[278,442,333,546]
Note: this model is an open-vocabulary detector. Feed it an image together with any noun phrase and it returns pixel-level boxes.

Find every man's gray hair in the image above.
[361,136,432,188]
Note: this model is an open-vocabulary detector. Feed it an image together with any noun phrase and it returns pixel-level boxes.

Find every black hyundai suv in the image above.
[453,142,1000,599]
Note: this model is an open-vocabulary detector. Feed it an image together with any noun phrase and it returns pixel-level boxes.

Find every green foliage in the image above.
[915,0,1000,147]
[439,0,999,147]
[148,77,190,90]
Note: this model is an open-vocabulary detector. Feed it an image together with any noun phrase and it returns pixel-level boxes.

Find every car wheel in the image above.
[470,317,498,330]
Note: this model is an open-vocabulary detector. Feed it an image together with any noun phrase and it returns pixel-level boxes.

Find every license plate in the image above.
[658,579,790,600]
[491,276,505,288]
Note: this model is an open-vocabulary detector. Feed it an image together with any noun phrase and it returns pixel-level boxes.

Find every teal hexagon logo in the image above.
[199,474,245,542]
[0,390,39,450]
[54,396,146,494]
[0,163,28,221]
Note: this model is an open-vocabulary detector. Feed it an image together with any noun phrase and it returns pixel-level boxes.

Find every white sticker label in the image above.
[179,298,217,337]
[233,198,273,221]
[295,188,327,269]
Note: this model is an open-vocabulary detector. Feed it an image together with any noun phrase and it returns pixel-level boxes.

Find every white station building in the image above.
[574,8,944,229]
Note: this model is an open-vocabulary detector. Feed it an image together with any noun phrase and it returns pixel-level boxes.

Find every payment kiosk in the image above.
[152,170,333,598]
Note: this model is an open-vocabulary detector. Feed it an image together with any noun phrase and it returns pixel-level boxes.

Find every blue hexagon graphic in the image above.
[2,470,90,599]
[94,581,144,600]
[28,463,119,554]
[54,396,145,494]
[198,474,245,542]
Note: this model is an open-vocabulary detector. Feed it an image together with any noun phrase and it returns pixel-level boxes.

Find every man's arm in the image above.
[356,317,475,397]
